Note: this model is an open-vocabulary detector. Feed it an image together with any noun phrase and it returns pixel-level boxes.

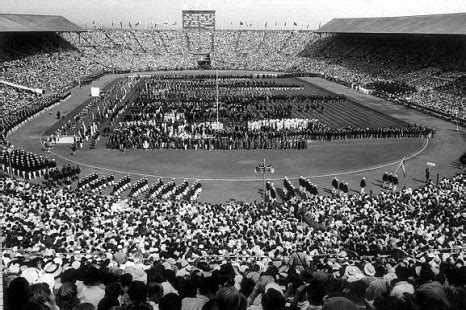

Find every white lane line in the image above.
[42,138,429,182]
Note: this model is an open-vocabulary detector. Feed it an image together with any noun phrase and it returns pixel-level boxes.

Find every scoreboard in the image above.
[182,10,215,30]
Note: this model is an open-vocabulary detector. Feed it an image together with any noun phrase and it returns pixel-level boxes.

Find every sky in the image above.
[2,0,466,30]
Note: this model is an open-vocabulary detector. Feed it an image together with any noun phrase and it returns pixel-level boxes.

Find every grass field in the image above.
[7,70,464,203]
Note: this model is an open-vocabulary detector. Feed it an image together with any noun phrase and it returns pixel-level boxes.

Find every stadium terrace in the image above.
[0,11,465,310]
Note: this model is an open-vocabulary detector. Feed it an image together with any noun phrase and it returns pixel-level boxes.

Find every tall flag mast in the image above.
[216,69,219,130]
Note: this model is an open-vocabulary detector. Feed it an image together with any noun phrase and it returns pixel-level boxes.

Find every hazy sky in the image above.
[2,0,466,29]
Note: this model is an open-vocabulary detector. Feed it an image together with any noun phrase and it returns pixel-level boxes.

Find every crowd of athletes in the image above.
[2,173,465,310]
[107,76,433,150]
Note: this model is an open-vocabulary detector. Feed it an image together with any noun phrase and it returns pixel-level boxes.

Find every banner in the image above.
[91,87,100,97]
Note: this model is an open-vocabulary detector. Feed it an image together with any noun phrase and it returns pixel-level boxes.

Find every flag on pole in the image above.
[400,158,406,178]
[396,158,407,178]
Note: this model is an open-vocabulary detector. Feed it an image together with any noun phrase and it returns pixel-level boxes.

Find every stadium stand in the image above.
[1,174,464,309]
[1,12,465,310]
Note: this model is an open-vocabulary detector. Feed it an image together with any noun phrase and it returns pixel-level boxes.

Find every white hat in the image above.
[21,267,41,284]
[364,263,376,277]
[44,261,63,278]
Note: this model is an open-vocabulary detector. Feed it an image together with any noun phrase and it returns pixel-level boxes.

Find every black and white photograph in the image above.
[0,0,465,309]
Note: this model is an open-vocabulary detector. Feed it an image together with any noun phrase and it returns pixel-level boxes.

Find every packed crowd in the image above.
[1,30,463,142]
[1,173,464,309]
[300,34,465,121]
[60,30,311,72]
[0,32,105,138]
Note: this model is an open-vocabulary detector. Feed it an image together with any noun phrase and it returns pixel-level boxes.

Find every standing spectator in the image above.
[332,177,339,195]
[360,177,367,195]
[393,175,399,192]
[289,243,309,271]
[382,172,388,189]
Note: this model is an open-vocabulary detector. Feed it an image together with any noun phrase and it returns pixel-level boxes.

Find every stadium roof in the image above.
[315,13,466,36]
[0,13,82,32]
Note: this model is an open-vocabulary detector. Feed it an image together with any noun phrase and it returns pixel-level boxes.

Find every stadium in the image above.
[1,3,465,310]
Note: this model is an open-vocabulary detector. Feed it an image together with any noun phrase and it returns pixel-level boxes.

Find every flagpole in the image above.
[216,69,219,131]
[456,110,459,132]
[394,158,402,174]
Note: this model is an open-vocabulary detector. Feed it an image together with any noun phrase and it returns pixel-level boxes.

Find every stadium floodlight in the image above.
[255,158,274,203]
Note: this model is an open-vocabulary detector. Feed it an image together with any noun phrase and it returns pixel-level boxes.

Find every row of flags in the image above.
[86,20,320,30]
[87,20,177,29]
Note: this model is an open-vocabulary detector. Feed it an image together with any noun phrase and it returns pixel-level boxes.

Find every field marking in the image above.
[42,137,429,182]
[34,71,429,182]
